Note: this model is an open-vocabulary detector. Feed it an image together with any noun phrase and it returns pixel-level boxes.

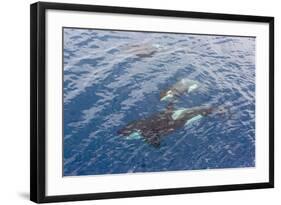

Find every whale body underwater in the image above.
[117,78,209,147]
[117,106,213,148]
[117,42,164,59]
[160,78,199,101]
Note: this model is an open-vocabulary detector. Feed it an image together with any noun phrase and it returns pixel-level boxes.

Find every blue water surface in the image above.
[63,28,255,176]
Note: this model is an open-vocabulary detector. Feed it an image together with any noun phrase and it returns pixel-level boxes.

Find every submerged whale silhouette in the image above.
[117,105,213,148]
[118,42,163,59]
[160,78,199,101]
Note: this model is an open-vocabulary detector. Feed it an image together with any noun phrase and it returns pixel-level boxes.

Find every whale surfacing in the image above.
[117,106,213,147]
[118,42,164,59]
[160,78,199,101]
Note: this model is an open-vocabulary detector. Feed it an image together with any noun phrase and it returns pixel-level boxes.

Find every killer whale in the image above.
[160,78,199,101]
[117,105,213,148]
[118,42,164,59]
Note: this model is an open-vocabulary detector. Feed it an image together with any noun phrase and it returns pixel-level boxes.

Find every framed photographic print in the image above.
[30,1,274,203]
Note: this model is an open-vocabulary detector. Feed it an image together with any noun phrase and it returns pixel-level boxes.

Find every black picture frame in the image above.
[30,1,274,203]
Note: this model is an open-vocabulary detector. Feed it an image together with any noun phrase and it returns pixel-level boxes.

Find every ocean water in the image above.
[63,28,255,176]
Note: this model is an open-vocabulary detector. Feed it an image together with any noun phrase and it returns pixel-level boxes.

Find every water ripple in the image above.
[63,28,255,176]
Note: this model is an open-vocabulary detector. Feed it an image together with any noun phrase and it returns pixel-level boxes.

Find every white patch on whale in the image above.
[171,109,203,124]
[185,114,203,126]
[171,108,193,120]
[160,79,199,101]
[160,90,174,101]
[188,83,198,93]
[125,131,143,140]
